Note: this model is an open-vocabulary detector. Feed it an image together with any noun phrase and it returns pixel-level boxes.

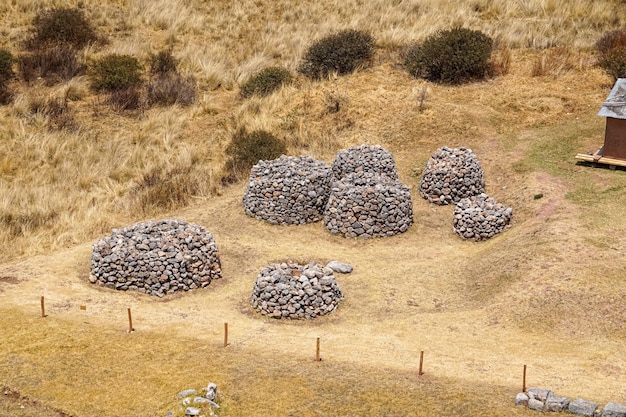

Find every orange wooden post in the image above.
[223,323,229,347]
[419,351,425,376]
[127,308,133,333]
[40,296,45,318]
[522,365,527,392]
[315,337,321,361]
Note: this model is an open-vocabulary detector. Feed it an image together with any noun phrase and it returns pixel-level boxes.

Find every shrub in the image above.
[598,47,626,80]
[146,74,196,106]
[89,54,143,91]
[106,87,144,111]
[0,50,14,104]
[134,166,201,213]
[18,45,85,84]
[405,27,493,84]
[149,49,178,76]
[596,30,626,80]
[29,7,98,50]
[225,129,287,179]
[299,29,375,79]
[240,66,292,98]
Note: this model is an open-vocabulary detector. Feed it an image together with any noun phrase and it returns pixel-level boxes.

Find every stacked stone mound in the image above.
[331,144,399,181]
[243,155,332,224]
[419,146,485,205]
[453,193,512,241]
[90,219,221,297]
[324,172,413,238]
[249,261,343,319]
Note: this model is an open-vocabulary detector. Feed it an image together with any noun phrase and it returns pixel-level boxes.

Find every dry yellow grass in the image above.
[2,0,626,416]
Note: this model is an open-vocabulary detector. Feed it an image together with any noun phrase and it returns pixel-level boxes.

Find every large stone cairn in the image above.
[515,387,626,417]
[325,172,413,238]
[453,193,512,241]
[243,155,332,224]
[419,146,485,205]
[249,261,343,319]
[331,144,399,181]
[90,219,222,297]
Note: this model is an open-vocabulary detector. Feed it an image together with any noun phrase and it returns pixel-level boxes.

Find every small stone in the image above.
[326,261,353,274]
[514,392,529,406]
[569,398,598,416]
[603,402,626,417]
[184,407,201,416]
[178,389,197,398]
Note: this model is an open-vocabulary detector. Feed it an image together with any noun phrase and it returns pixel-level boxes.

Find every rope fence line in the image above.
[36,296,530,391]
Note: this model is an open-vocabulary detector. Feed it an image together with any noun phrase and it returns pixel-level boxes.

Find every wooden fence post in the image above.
[419,350,424,376]
[224,323,229,347]
[40,296,45,318]
[315,337,321,362]
[127,308,133,333]
[522,365,527,392]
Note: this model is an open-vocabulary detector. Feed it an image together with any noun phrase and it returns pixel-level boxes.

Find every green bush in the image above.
[30,7,97,50]
[149,49,178,76]
[146,74,196,106]
[90,54,143,91]
[240,66,292,98]
[225,129,286,178]
[299,29,375,79]
[405,27,493,84]
[596,30,626,80]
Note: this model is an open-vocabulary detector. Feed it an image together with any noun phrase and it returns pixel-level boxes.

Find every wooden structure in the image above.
[576,78,626,168]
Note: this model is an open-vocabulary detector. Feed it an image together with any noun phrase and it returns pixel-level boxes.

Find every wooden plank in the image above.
[575,153,626,167]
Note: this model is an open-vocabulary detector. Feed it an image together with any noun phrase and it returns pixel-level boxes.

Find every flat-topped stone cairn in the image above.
[324,172,413,238]
[419,146,485,205]
[243,155,332,224]
[90,219,221,297]
[331,144,399,181]
[453,193,512,241]
[250,261,343,319]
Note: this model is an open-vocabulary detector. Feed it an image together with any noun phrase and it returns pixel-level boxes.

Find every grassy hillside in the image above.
[1,0,626,416]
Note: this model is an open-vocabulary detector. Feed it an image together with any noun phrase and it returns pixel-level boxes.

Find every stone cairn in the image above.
[325,172,413,238]
[325,144,413,238]
[516,387,626,417]
[453,193,513,241]
[330,144,399,181]
[249,261,344,319]
[165,383,220,417]
[243,155,332,224]
[419,146,485,205]
[90,219,222,297]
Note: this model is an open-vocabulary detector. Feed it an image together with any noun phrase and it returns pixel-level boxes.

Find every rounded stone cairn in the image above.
[243,155,332,224]
[250,261,343,319]
[324,172,414,238]
[331,144,399,181]
[453,193,513,241]
[90,219,222,297]
[419,146,485,205]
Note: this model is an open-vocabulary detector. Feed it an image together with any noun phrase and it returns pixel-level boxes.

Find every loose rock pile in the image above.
[243,155,332,224]
[515,387,626,417]
[331,144,399,181]
[419,146,485,205]
[453,193,513,241]
[90,219,222,297]
[249,261,344,319]
[324,172,413,238]
[164,383,220,417]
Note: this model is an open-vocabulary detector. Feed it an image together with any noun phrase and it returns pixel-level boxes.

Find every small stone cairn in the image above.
[453,193,513,241]
[325,144,413,238]
[324,172,413,238]
[516,387,626,417]
[249,261,344,319]
[90,219,222,297]
[419,146,485,205]
[330,144,399,181]
[164,383,220,417]
[243,155,332,224]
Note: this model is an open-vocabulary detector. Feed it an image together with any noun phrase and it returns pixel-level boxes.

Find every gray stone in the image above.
[529,398,545,411]
[178,389,197,398]
[193,397,210,404]
[326,261,353,274]
[515,392,529,406]
[545,395,570,412]
[184,407,201,416]
[569,398,599,416]
[603,402,626,417]
[528,387,553,402]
